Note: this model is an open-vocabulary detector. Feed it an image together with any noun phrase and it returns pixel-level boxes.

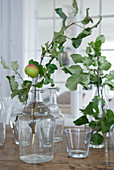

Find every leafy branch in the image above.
[64,35,114,144]
[1,0,102,105]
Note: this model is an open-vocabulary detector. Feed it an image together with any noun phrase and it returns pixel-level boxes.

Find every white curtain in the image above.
[0,0,24,96]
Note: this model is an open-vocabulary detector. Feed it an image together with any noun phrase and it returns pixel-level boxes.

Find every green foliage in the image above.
[55,8,67,26]
[73,115,89,125]
[1,57,10,69]
[70,34,114,145]
[72,0,78,16]
[1,0,103,104]
[81,8,93,25]
[65,35,114,91]
[91,133,104,145]
[11,61,19,71]
[1,1,113,144]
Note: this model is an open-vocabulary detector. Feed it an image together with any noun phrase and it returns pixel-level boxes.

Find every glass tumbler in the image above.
[64,127,92,158]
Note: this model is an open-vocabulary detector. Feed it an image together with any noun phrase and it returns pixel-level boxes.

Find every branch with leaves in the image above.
[1,0,102,104]
[63,34,114,145]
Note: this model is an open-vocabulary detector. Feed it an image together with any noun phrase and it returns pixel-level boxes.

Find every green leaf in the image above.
[83,56,92,67]
[72,38,82,49]
[96,35,105,43]
[11,61,19,71]
[47,64,57,74]
[73,115,89,125]
[72,0,78,16]
[68,65,83,75]
[29,59,39,68]
[44,74,54,86]
[104,80,114,90]
[65,72,84,91]
[95,40,102,48]
[80,102,99,118]
[99,56,111,71]
[17,88,29,103]
[81,8,93,25]
[55,8,67,26]
[72,29,91,49]
[91,133,104,145]
[107,109,114,122]
[106,70,114,80]
[34,79,44,88]
[88,16,102,30]
[89,121,96,129]
[54,32,66,44]
[6,76,18,92]
[22,80,32,89]
[86,46,92,55]
[1,57,10,69]
[101,109,114,134]
[78,29,92,39]
[41,46,45,55]
[80,74,90,89]
[71,54,83,63]
[38,65,44,77]
[62,67,73,75]
[101,120,110,134]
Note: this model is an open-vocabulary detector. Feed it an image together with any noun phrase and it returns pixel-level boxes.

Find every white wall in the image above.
[0,0,24,96]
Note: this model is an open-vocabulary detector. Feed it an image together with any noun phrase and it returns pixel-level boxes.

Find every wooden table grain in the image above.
[0,126,114,170]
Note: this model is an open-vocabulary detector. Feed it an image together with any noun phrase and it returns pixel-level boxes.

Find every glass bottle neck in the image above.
[31,87,43,103]
[49,88,57,105]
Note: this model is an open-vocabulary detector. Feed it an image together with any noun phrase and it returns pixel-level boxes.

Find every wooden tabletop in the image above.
[0,126,114,170]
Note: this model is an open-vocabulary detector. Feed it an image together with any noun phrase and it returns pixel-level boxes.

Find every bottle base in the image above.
[20,154,53,164]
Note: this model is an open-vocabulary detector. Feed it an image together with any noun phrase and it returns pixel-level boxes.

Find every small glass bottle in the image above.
[18,87,55,164]
[47,87,64,142]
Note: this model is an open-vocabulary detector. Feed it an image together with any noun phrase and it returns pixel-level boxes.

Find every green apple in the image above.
[25,64,39,78]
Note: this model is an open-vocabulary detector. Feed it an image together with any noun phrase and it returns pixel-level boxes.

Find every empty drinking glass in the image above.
[64,127,92,158]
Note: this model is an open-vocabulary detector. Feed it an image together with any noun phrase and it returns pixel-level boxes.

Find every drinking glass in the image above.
[64,127,92,158]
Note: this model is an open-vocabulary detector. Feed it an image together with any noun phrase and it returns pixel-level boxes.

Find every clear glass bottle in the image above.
[0,84,6,146]
[47,87,64,142]
[89,85,106,148]
[18,87,55,164]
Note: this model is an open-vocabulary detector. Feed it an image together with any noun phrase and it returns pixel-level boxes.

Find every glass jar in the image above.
[0,84,6,146]
[88,85,107,148]
[47,88,64,142]
[18,88,55,164]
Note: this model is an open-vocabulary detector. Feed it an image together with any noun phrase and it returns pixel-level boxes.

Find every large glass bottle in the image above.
[47,88,64,142]
[18,87,55,164]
